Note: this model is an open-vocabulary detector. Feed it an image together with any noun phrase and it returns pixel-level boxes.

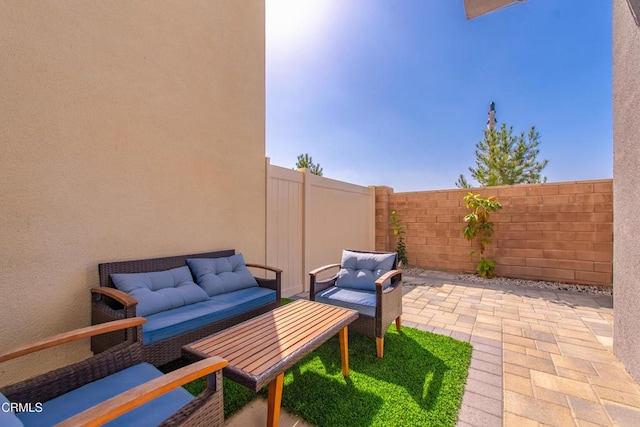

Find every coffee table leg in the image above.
[339,326,349,377]
[267,372,284,427]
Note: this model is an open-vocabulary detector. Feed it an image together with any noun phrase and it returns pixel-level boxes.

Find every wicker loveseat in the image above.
[0,318,227,427]
[91,249,281,366]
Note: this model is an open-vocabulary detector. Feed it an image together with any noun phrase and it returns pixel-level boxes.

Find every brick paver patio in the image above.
[402,270,640,427]
[229,271,640,426]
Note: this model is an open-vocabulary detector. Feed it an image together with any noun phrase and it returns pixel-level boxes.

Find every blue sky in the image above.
[265,0,612,192]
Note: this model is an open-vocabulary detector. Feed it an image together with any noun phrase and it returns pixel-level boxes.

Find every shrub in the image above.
[390,210,408,266]
[462,192,502,278]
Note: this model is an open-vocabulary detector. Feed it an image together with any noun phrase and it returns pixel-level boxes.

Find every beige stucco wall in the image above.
[613,0,640,383]
[0,1,265,385]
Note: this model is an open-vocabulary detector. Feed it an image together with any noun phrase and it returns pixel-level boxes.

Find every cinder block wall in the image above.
[375,179,613,286]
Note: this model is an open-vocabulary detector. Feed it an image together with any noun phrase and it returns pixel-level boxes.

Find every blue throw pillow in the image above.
[336,250,396,291]
[111,266,209,317]
[187,253,259,297]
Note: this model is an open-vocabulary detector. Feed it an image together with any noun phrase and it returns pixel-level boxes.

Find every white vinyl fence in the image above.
[265,158,375,297]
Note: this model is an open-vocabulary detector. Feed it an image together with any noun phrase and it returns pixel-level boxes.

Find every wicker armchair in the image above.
[0,318,227,427]
[309,249,403,358]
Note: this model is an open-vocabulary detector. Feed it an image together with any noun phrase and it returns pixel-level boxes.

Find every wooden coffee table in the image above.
[182,299,358,427]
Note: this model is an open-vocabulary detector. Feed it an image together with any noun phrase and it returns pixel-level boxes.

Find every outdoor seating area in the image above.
[1,250,639,426]
[3,2,640,427]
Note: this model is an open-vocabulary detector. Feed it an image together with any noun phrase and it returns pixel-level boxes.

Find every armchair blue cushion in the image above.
[111,266,209,317]
[0,392,23,427]
[336,250,396,291]
[187,253,258,297]
[316,286,376,317]
[16,363,193,427]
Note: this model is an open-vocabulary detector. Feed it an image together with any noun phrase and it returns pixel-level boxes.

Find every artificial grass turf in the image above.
[279,327,472,427]
[185,302,472,426]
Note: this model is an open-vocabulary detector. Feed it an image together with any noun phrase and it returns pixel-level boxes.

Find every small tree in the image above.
[462,192,502,278]
[295,153,323,176]
[390,210,408,266]
[456,123,549,188]
[455,174,470,189]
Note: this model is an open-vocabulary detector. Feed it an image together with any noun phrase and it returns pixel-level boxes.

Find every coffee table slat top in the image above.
[183,299,358,391]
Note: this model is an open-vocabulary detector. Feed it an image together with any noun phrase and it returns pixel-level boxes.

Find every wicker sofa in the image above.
[91,249,281,366]
[0,318,227,427]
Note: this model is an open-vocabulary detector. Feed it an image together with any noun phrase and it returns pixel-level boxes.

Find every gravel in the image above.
[402,267,612,296]
[456,273,612,296]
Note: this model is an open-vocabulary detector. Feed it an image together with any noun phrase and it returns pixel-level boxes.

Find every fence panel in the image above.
[266,159,375,296]
[305,173,376,281]
[266,162,304,297]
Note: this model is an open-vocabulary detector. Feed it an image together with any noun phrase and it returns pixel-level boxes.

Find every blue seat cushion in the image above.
[0,392,24,427]
[111,266,209,317]
[187,253,259,296]
[16,363,193,427]
[336,250,396,291]
[143,287,276,345]
[316,286,376,318]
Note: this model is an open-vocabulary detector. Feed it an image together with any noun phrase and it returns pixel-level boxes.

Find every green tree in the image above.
[455,174,470,189]
[295,153,323,176]
[456,123,549,188]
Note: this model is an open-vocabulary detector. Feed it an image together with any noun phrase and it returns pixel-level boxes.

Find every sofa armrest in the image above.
[246,263,282,301]
[91,287,138,308]
[55,357,228,427]
[246,263,282,274]
[0,318,146,363]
